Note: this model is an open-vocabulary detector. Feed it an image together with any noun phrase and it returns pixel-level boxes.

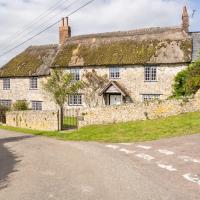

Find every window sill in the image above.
[144,80,158,83]
[29,88,38,90]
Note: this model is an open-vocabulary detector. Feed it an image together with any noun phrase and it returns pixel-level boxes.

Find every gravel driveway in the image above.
[0,129,199,200]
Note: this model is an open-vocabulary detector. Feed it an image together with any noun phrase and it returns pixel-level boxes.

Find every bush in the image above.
[0,105,9,123]
[12,100,29,111]
[173,56,200,97]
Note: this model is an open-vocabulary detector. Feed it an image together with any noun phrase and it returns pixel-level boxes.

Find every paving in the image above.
[0,129,199,200]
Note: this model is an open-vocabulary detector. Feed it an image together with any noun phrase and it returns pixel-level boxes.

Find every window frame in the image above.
[70,68,80,81]
[109,67,120,79]
[29,77,38,90]
[142,94,161,102]
[31,101,42,110]
[68,94,82,106]
[144,66,157,82]
[0,99,12,108]
[3,78,10,90]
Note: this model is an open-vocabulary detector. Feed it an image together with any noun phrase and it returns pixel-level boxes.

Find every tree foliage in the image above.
[82,70,109,107]
[173,56,200,97]
[43,70,82,107]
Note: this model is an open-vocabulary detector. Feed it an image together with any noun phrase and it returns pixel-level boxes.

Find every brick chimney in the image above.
[182,6,189,33]
[59,17,71,45]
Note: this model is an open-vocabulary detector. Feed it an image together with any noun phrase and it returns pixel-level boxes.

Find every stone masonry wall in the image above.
[6,111,58,131]
[78,91,200,128]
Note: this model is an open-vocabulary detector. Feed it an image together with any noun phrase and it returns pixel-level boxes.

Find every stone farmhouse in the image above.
[0,6,200,110]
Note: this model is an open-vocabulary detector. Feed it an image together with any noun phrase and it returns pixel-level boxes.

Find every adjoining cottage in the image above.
[0,6,199,110]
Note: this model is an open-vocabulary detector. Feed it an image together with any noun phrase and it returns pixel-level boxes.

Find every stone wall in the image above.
[78,92,200,128]
[6,111,58,131]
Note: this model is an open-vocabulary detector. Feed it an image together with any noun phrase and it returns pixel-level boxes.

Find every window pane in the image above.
[109,67,120,79]
[70,69,80,81]
[32,101,42,110]
[69,95,82,106]
[30,77,38,89]
[3,78,10,90]
[142,94,160,102]
[144,66,157,81]
[0,100,12,108]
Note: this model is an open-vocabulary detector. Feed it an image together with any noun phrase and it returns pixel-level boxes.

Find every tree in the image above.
[43,70,82,130]
[173,56,200,97]
[82,70,109,107]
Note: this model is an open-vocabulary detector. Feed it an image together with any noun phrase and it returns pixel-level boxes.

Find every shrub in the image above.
[12,100,29,111]
[0,105,9,123]
[173,56,200,97]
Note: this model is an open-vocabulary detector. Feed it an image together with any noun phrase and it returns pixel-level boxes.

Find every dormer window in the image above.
[3,78,10,90]
[70,69,80,81]
[30,77,38,90]
[109,67,120,79]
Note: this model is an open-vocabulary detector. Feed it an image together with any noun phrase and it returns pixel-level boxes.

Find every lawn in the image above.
[0,112,200,143]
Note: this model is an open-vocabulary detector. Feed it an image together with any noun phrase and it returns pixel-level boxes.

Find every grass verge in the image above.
[0,112,200,143]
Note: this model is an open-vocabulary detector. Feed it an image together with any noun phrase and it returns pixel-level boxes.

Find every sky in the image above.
[0,0,199,66]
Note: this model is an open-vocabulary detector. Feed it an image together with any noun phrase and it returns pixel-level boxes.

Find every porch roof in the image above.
[99,81,128,96]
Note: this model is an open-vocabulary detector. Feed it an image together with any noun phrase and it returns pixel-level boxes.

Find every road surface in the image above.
[0,129,199,200]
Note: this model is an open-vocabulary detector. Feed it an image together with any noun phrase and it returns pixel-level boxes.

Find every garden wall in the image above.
[6,111,58,131]
[78,91,200,128]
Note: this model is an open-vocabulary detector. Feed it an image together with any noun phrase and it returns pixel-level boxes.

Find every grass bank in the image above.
[0,112,200,143]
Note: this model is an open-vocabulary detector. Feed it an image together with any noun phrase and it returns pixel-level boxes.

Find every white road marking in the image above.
[178,156,200,164]
[119,143,132,146]
[119,148,135,154]
[106,145,119,150]
[157,162,177,171]
[158,149,174,155]
[136,153,154,161]
[183,173,200,185]
[137,145,152,150]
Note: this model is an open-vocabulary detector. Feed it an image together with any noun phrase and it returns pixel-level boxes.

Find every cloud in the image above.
[0,0,198,66]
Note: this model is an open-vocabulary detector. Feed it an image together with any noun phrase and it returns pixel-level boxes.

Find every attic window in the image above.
[30,77,38,90]
[3,78,10,90]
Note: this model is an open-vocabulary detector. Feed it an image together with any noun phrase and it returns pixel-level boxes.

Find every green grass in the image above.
[0,112,200,143]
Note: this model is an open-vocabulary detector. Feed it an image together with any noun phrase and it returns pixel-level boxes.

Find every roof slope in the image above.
[0,44,58,78]
[52,27,192,67]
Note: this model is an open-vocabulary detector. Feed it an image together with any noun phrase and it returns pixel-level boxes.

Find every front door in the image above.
[110,95,122,105]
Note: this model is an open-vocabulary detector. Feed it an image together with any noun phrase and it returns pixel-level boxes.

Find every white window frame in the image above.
[68,94,82,106]
[32,101,42,110]
[142,94,160,102]
[30,77,38,90]
[70,68,80,81]
[0,99,12,108]
[3,78,10,90]
[144,66,157,82]
[109,67,120,79]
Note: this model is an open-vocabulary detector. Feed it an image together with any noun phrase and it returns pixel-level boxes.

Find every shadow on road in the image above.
[0,135,34,190]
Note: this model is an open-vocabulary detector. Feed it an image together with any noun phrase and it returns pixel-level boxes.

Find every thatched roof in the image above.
[0,44,58,78]
[52,27,192,67]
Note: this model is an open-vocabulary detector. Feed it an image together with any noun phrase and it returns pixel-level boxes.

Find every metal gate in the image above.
[62,108,80,130]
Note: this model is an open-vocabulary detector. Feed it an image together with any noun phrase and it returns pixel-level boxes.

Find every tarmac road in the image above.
[0,129,199,200]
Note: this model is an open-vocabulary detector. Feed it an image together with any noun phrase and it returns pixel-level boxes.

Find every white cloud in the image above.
[0,0,197,66]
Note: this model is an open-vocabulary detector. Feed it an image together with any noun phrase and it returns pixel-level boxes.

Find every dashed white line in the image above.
[183,173,200,185]
[136,153,154,161]
[158,149,174,155]
[119,148,135,154]
[178,156,200,164]
[119,143,132,146]
[106,145,119,150]
[157,162,177,171]
[137,145,152,150]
